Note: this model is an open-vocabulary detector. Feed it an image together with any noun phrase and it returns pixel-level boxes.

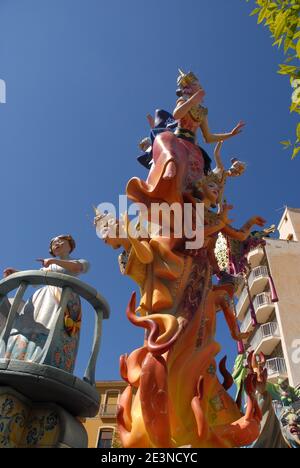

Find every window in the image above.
[101,391,119,416]
[97,428,114,448]
[287,233,294,241]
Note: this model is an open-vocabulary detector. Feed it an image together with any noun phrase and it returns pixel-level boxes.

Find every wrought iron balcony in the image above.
[240,292,275,334]
[0,270,110,417]
[250,322,281,355]
[236,266,270,320]
[253,292,274,323]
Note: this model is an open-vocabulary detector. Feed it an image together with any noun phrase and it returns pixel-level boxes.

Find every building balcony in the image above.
[248,265,269,296]
[240,308,254,334]
[236,287,249,321]
[99,404,118,418]
[266,358,288,383]
[240,292,275,333]
[250,322,281,355]
[236,266,269,320]
[247,247,264,269]
[253,292,275,323]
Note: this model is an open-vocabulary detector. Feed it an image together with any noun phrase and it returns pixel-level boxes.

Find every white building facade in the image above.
[236,207,300,389]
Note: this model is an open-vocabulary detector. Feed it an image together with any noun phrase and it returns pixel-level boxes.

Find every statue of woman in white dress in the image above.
[1,235,89,373]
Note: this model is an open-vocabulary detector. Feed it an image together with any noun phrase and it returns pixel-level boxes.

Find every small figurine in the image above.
[212,140,246,211]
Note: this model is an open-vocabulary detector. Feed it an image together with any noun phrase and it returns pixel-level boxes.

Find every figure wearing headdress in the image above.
[127,69,246,207]
[188,172,266,269]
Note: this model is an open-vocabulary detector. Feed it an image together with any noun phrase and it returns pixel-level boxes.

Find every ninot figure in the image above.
[127,69,245,207]
[1,235,89,374]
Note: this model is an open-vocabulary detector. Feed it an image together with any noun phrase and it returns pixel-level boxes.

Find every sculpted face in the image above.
[51,238,71,257]
[274,402,300,448]
[101,223,122,250]
[202,181,220,205]
[95,213,122,250]
[281,408,300,447]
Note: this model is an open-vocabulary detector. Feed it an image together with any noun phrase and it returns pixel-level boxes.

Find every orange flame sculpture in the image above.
[96,103,266,447]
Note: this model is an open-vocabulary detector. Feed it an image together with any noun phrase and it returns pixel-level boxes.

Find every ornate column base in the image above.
[0,386,88,448]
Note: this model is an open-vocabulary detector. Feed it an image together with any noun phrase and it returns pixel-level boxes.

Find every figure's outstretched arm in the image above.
[204,204,233,238]
[222,216,266,241]
[173,89,205,120]
[200,117,245,144]
[204,220,226,238]
[214,141,225,172]
[36,258,84,274]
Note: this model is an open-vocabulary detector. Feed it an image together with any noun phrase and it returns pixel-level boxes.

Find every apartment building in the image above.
[236,207,300,389]
[82,380,127,448]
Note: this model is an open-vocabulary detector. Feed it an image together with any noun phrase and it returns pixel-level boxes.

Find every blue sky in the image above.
[0,0,299,382]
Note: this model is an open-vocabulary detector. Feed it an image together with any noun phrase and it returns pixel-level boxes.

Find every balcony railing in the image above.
[236,266,270,320]
[241,292,275,333]
[253,292,275,323]
[253,292,271,309]
[266,357,287,379]
[249,265,268,289]
[99,404,119,418]
[250,322,280,354]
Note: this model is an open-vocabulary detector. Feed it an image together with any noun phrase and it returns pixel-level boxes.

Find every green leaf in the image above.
[292,146,300,159]
[250,7,260,17]
[297,39,300,59]
[290,101,300,113]
[285,55,296,63]
[297,123,300,140]
[274,11,288,39]
[280,140,292,147]
[278,64,298,75]
[258,7,268,24]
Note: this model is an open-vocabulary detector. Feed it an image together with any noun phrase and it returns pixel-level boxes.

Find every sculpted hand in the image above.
[230,121,245,138]
[146,114,155,128]
[250,216,266,227]
[3,268,18,278]
[249,352,268,394]
[231,330,250,342]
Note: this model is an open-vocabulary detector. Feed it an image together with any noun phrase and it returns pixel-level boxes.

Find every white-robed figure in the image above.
[1,235,89,374]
